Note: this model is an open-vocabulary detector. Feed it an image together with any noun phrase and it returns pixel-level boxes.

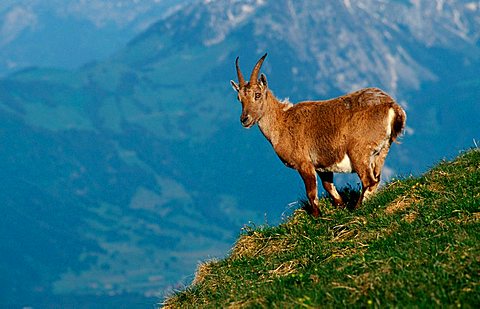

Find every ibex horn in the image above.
[249,53,268,84]
[235,57,246,87]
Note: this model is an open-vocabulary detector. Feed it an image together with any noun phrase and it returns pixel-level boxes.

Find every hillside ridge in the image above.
[164,149,480,307]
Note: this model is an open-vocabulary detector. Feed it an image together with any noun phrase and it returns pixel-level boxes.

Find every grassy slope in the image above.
[164,149,480,308]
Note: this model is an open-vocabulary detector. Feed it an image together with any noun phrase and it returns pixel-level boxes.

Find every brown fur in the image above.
[231,54,406,217]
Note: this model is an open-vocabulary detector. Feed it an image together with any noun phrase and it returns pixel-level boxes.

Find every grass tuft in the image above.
[162,149,480,308]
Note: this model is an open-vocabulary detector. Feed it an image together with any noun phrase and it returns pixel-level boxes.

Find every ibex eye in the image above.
[255,93,261,100]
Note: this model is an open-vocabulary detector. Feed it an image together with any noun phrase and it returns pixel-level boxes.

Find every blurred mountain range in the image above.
[0,0,479,307]
[0,0,187,75]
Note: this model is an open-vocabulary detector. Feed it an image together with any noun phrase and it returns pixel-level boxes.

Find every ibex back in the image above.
[230,53,406,217]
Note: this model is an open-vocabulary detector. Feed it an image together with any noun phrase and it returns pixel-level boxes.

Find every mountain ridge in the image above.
[0,0,187,75]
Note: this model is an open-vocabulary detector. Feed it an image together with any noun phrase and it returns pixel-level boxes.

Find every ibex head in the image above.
[230,53,268,128]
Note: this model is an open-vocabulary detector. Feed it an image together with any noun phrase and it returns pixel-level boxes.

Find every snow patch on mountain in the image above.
[188,0,479,94]
[202,0,266,46]
[0,6,37,47]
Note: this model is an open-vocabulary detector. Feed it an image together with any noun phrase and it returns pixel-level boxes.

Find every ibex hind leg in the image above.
[355,175,379,209]
[354,138,392,208]
[356,145,392,208]
[351,159,380,209]
[373,143,391,182]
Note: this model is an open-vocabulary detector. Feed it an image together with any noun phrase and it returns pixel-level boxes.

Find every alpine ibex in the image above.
[230,53,406,217]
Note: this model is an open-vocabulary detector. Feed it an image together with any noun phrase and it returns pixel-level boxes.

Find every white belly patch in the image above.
[316,154,354,173]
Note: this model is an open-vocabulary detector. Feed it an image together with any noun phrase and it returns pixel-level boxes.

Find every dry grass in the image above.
[192,260,217,285]
[226,297,268,309]
[268,259,301,277]
[402,212,418,223]
[330,217,366,242]
[230,232,296,259]
[384,192,421,214]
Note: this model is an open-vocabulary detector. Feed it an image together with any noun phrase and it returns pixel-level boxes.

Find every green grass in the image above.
[163,149,480,308]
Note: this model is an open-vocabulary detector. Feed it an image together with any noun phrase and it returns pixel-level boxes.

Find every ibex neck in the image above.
[257,90,289,146]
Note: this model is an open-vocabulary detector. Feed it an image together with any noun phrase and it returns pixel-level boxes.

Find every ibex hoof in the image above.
[333,199,345,209]
[301,202,321,217]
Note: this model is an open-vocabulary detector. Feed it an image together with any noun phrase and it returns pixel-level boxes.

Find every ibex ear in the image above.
[230,80,240,92]
[259,73,268,88]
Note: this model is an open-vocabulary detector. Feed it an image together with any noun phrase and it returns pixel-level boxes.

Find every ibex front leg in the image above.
[298,164,321,218]
[318,172,344,208]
